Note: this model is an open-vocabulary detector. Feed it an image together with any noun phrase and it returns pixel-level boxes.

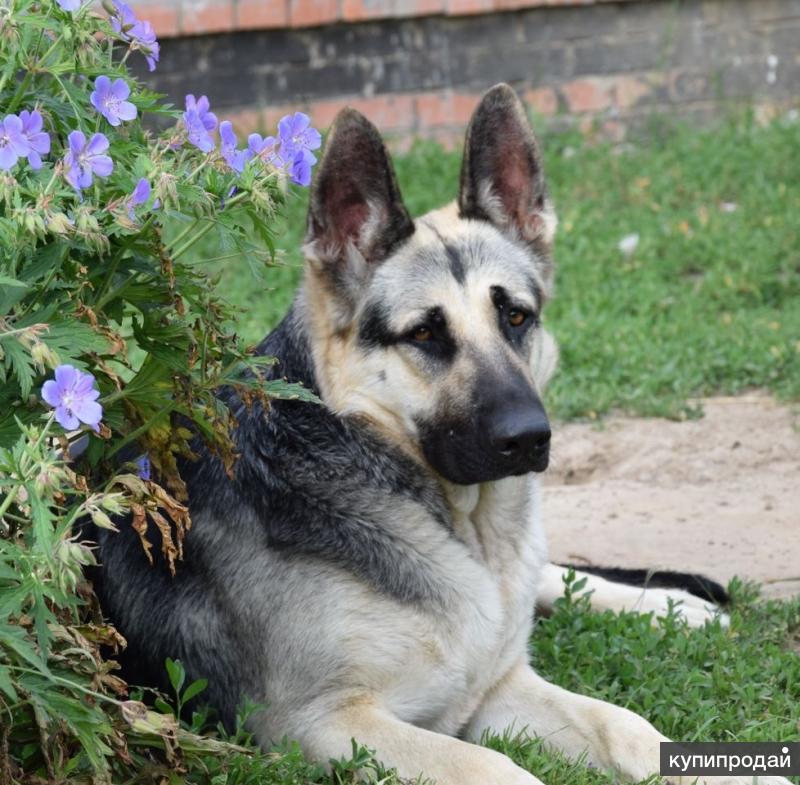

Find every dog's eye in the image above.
[412,325,432,342]
[508,309,527,327]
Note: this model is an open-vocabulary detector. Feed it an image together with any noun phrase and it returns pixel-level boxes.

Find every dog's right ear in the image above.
[458,84,556,255]
[304,109,414,288]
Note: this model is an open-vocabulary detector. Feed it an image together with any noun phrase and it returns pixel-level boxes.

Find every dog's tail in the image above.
[559,564,730,605]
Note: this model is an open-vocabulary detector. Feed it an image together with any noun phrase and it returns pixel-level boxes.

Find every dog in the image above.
[93,84,781,785]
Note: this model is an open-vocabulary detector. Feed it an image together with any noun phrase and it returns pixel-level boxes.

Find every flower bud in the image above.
[46,211,74,237]
[30,341,60,372]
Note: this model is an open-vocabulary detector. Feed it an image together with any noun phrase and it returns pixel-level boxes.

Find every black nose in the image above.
[487,407,551,459]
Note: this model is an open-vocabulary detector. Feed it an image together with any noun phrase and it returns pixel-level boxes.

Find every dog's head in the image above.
[302,83,558,486]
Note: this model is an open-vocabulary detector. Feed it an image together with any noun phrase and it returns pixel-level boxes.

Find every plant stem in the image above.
[106,403,174,458]
[6,70,33,115]
[171,221,215,261]
[169,191,249,261]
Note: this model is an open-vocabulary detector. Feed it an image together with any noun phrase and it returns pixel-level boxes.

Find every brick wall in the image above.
[130,0,633,37]
[130,0,800,144]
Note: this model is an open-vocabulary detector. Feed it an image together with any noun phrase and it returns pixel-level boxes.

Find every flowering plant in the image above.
[0,0,323,780]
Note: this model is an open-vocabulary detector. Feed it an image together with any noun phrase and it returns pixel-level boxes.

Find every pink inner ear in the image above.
[494,153,531,229]
[491,126,543,237]
[323,178,371,249]
[339,200,370,246]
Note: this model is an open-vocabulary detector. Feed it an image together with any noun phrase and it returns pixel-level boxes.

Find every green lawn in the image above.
[208,113,800,420]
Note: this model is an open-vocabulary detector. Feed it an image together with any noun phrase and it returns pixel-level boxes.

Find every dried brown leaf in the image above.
[148,509,179,574]
[131,502,153,566]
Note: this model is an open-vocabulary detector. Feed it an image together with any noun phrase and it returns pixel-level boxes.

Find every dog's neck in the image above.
[441,474,545,569]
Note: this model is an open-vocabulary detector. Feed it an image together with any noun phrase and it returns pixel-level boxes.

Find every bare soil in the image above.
[542,393,800,599]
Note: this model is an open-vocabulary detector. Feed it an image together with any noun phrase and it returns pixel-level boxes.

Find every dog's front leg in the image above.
[466,663,794,785]
[296,697,546,785]
[464,661,669,782]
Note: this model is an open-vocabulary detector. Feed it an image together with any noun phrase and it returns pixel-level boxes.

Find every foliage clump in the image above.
[0,0,323,780]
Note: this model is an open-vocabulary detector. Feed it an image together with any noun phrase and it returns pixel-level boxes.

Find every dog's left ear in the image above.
[458,84,556,254]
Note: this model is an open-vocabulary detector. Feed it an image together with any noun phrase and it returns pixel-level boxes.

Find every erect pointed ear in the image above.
[458,84,557,254]
[304,108,414,276]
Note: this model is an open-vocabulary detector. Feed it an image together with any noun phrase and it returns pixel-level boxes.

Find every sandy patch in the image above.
[542,393,800,599]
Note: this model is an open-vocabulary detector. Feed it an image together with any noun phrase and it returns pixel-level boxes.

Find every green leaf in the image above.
[1,623,51,676]
[2,339,35,398]
[0,664,17,700]
[0,274,27,289]
[181,677,208,705]
[165,657,185,693]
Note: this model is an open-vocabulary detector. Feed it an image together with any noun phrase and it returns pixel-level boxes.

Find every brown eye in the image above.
[508,310,527,327]
[413,325,432,342]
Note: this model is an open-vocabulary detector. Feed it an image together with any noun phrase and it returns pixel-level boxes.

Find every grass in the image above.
[206,112,800,420]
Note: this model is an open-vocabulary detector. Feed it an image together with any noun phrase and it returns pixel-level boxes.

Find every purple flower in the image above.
[126,177,150,218]
[219,121,248,174]
[185,94,217,133]
[109,0,160,71]
[183,95,217,153]
[289,148,316,187]
[91,76,137,127]
[277,112,321,161]
[63,130,113,191]
[18,110,51,170]
[0,115,29,172]
[184,109,215,153]
[247,133,282,166]
[42,365,103,431]
[133,20,160,71]
[109,0,137,35]
[136,455,151,480]
[56,0,81,11]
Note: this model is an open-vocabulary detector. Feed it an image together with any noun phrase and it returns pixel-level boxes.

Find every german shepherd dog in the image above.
[94,85,782,785]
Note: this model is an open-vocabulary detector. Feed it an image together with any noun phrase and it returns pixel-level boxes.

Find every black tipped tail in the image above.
[560,565,730,605]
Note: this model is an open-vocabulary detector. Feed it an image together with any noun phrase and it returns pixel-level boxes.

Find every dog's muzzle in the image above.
[486,403,551,475]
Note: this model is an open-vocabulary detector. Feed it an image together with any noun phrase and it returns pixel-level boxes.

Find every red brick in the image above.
[262,103,300,133]
[523,86,558,116]
[397,0,446,15]
[415,91,479,128]
[236,0,288,29]
[561,78,612,113]
[446,0,493,15]
[299,94,416,131]
[614,75,652,109]
[342,0,382,21]
[300,98,342,130]
[348,94,416,130]
[131,3,180,37]
[224,107,265,136]
[180,0,235,35]
[288,0,338,27]
[342,0,444,21]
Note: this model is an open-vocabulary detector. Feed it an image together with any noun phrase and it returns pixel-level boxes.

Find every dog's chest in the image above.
[387,477,547,733]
